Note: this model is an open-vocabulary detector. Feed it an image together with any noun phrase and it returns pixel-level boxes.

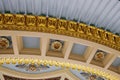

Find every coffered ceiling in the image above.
[0,0,120,80]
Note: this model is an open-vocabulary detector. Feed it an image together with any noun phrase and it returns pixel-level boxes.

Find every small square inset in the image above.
[109,57,120,74]
[71,43,87,55]
[0,36,12,49]
[91,50,113,67]
[18,36,41,55]
[22,37,40,49]
[0,36,13,54]
[49,39,64,52]
[93,50,107,62]
[46,39,65,58]
[69,43,88,62]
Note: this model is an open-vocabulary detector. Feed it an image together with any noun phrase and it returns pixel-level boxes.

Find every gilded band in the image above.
[0,14,120,51]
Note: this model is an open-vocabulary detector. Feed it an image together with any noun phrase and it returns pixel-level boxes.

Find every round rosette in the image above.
[94,51,104,61]
[0,37,10,49]
[51,41,62,51]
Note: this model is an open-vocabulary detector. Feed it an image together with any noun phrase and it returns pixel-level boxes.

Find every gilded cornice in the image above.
[0,14,120,51]
[0,58,119,80]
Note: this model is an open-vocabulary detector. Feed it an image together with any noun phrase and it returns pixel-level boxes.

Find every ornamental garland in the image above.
[0,58,119,80]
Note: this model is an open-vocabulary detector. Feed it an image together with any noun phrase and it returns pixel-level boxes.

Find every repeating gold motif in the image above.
[0,14,120,51]
[68,21,77,32]
[15,14,25,26]
[37,16,46,27]
[77,23,84,34]
[58,19,67,30]
[0,58,119,80]
[47,18,57,33]
[26,15,36,26]
[4,14,14,25]
[90,27,100,39]
[0,14,3,24]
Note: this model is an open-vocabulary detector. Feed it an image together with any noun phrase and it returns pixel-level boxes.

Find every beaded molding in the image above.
[0,58,119,80]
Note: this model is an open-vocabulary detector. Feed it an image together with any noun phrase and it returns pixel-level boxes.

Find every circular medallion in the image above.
[51,41,62,51]
[94,52,104,61]
[0,37,10,49]
[28,64,37,71]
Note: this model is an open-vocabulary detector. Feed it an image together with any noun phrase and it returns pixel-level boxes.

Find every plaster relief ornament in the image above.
[16,64,49,72]
[80,72,105,80]
[0,37,10,49]
[94,51,105,61]
[51,40,63,51]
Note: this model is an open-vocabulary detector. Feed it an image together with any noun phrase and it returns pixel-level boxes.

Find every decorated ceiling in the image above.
[3,75,61,80]
[0,0,120,35]
[1,63,107,80]
[0,0,120,80]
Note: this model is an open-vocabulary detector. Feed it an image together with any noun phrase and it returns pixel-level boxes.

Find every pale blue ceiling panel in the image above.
[112,57,120,67]
[22,37,40,49]
[71,43,87,55]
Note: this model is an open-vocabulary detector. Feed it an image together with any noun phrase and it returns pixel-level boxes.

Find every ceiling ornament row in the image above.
[0,58,119,80]
[0,14,120,51]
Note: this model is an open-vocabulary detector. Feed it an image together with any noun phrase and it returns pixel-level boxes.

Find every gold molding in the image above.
[0,58,119,80]
[0,14,120,51]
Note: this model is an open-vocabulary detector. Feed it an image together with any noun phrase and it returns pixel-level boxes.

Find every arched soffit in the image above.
[0,14,120,51]
[0,58,119,80]
[0,30,120,80]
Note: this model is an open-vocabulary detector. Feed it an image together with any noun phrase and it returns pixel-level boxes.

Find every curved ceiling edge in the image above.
[0,67,78,80]
[0,14,120,51]
[0,57,119,80]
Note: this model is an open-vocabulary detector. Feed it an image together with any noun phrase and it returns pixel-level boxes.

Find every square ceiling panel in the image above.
[109,57,120,74]
[112,57,120,67]
[0,36,13,54]
[46,39,65,58]
[91,50,113,68]
[93,50,107,62]
[71,43,87,55]
[22,37,40,49]
[0,36,12,49]
[49,39,64,52]
[69,43,88,62]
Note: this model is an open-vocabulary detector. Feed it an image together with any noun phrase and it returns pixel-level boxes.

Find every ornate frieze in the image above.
[0,14,120,51]
[4,14,15,25]
[0,58,119,80]
[15,14,25,26]
[26,15,36,26]
[0,14,3,24]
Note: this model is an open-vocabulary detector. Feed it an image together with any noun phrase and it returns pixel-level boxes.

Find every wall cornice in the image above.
[0,14,120,51]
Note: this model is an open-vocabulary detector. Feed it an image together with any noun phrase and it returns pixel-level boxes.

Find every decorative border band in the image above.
[0,14,120,51]
[0,58,119,80]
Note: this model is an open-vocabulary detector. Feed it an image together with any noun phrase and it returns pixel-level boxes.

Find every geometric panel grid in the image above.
[71,43,87,55]
[69,43,88,62]
[18,36,41,55]
[22,37,40,49]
